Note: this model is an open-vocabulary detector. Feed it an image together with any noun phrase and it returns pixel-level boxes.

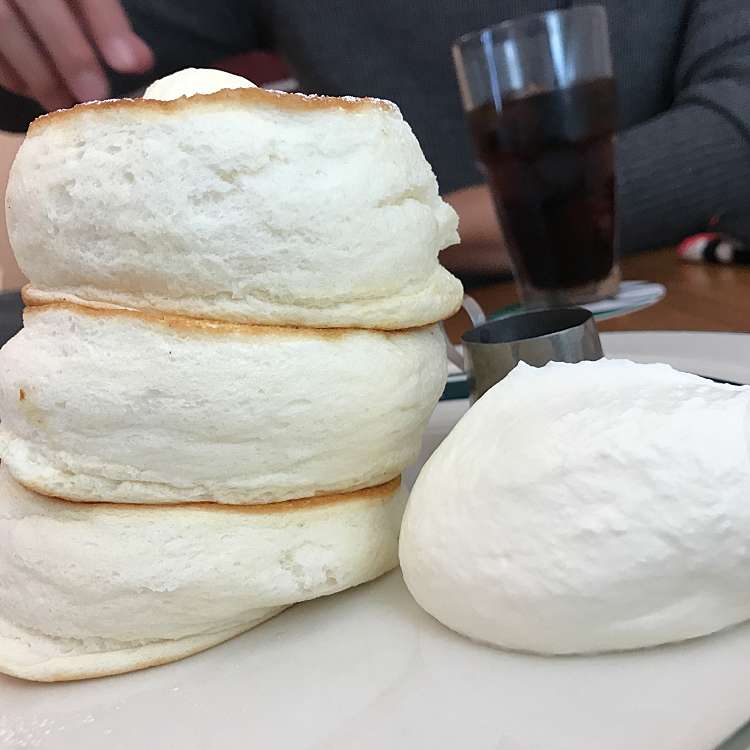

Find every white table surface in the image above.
[2,331,750,750]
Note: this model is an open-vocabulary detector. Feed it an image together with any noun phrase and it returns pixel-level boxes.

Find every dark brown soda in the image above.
[468,78,616,290]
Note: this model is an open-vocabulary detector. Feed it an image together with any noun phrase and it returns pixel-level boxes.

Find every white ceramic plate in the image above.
[2,331,749,750]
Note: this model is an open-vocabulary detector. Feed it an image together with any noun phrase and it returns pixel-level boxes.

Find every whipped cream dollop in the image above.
[144,68,256,101]
[400,358,750,655]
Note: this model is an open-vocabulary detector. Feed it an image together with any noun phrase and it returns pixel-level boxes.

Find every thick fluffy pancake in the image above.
[0,304,446,504]
[6,86,462,329]
[0,468,406,681]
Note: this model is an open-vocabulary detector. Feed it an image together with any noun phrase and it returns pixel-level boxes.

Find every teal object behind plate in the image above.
[488,280,665,323]
[439,281,666,400]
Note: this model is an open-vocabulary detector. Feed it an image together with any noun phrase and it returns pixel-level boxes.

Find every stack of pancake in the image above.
[0,70,462,681]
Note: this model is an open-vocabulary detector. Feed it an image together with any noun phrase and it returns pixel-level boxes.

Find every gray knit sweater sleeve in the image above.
[617,0,750,251]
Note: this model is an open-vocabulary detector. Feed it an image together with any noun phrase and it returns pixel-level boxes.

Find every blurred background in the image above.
[0,132,23,290]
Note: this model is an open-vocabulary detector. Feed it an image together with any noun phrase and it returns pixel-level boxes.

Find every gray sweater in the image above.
[3,0,749,252]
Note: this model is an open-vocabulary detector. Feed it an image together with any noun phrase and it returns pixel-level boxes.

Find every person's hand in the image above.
[0,0,153,112]
[442,184,512,278]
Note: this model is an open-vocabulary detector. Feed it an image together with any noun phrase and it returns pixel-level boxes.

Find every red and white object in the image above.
[677,233,750,265]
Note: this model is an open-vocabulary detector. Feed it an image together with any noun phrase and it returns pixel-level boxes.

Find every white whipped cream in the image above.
[144,68,256,101]
[400,358,750,654]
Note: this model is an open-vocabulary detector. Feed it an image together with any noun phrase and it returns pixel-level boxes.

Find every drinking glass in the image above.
[453,6,620,306]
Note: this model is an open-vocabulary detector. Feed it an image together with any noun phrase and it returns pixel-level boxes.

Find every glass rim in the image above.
[452,4,607,50]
